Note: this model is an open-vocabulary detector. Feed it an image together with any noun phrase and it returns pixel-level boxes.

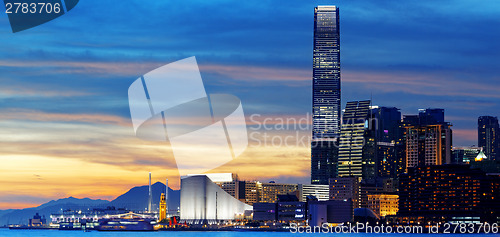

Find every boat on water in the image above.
[95,212,156,231]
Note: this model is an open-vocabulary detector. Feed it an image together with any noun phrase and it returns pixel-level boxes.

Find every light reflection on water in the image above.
[0,229,497,237]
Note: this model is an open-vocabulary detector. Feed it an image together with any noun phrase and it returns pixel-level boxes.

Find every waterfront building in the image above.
[259,183,298,203]
[29,213,46,227]
[478,116,499,161]
[179,175,252,223]
[398,164,500,223]
[277,202,307,221]
[358,184,384,208]
[329,177,360,208]
[308,200,353,226]
[311,5,341,184]
[367,194,399,217]
[252,194,306,222]
[297,184,329,202]
[253,203,277,221]
[49,209,143,229]
[212,174,241,200]
[242,181,261,205]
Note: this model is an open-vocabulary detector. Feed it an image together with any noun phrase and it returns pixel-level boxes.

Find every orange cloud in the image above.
[0,109,313,209]
[0,109,131,126]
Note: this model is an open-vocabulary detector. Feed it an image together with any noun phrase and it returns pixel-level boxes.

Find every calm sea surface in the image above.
[0,229,499,237]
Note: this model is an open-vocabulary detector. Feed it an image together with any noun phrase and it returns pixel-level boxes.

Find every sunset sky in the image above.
[1,0,500,209]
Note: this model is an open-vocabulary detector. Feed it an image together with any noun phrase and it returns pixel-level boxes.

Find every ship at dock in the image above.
[96,212,156,231]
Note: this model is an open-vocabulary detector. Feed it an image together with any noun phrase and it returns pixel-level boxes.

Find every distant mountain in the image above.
[110,182,180,213]
[0,183,180,226]
[0,197,111,226]
[37,197,110,209]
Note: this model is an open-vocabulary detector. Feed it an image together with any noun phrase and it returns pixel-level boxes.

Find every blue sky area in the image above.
[1,0,499,146]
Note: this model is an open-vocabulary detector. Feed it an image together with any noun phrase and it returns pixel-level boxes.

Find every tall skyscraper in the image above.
[372,107,404,180]
[418,108,444,125]
[311,140,338,184]
[312,5,341,139]
[478,116,499,161]
[337,100,373,180]
[311,6,341,184]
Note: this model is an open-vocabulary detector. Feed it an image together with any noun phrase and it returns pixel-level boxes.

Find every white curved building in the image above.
[180,174,252,223]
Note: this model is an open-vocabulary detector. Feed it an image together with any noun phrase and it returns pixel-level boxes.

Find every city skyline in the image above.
[1,0,500,210]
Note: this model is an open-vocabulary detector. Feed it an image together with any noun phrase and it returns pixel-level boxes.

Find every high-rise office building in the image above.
[418,108,444,125]
[329,177,360,208]
[478,116,499,161]
[311,140,338,184]
[242,181,261,205]
[260,183,298,203]
[405,124,452,168]
[404,109,452,170]
[371,107,404,180]
[367,194,399,217]
[337,100,374,180]
[311,5,341,184]
[297,184,330,202]
[312,5,341,139]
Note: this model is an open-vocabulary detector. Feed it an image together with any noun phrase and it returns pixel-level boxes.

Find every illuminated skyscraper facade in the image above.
[312,5,341,139]
[478,116,499,161]
[404,109,452,170]
[311,6,341,184]
[337,100,374,180]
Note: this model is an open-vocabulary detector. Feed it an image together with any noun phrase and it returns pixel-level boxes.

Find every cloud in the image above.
[200,64,310,84]
[0,109,130,126]
[0,86,92,99]
[343,70,500,99]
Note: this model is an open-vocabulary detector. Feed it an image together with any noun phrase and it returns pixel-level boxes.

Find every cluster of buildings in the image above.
[309,5,500,226]
[179,173,354,226]
[177,5,500,227]
[44,5,499,230]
